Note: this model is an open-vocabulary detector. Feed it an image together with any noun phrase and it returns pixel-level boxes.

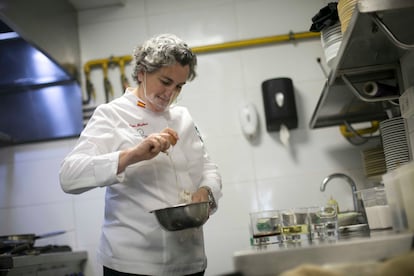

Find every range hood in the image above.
[0,0,83,146]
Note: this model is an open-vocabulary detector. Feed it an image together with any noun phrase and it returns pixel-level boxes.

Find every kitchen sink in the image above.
[338,211,364,226]
[338,211,370,238]
[233,231,413,276]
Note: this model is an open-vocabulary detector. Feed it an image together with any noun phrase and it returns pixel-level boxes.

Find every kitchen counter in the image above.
[233,230,413,276]
[0,250,87,276]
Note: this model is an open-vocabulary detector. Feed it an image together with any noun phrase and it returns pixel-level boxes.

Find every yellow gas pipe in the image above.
[82,31,319,101]
[191,31,320,54]
[83,55,132,103]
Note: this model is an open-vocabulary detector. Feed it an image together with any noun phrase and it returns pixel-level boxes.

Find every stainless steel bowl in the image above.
[150,201,209,231]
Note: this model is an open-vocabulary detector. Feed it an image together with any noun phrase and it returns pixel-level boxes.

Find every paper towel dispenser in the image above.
[262,77,298,132]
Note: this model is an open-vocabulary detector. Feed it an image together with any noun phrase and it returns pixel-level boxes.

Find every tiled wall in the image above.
[0,1,391,275]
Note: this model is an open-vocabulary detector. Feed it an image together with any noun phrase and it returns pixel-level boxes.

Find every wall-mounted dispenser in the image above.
[239,102,259,140]
[261,77,298,132]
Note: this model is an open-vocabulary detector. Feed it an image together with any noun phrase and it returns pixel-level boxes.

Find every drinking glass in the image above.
[250,210,282,245]
[309,204,338,242]
[280,207,310,243]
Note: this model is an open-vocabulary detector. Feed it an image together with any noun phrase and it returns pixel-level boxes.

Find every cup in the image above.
[280,208,310,243]
[308,204,338,241]
[250,210,282,245]
[358,187,392,230]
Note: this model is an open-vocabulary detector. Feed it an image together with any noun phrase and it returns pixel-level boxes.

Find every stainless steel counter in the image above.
[0,250,87,276]
[233,230,413,276]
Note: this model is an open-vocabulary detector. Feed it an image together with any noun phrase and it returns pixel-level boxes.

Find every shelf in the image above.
[309,0,414,129]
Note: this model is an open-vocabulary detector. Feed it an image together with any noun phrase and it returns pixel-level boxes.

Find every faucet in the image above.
[320,173,362,213]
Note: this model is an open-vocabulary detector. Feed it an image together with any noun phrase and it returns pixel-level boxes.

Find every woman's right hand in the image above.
[117,127,179,173]
[145,129,178,156]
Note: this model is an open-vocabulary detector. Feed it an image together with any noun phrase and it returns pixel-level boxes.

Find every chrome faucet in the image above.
[320,173,361,213]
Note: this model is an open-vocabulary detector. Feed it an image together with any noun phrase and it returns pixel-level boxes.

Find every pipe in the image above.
[83,55,132,74]
[118,59,130,90]
[82,55,132,103]
[191,31,320,54]
[83,31,319,74]
[81,31,319,100]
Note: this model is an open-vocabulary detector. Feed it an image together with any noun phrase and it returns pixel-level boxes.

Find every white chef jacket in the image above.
[59,88,222,275]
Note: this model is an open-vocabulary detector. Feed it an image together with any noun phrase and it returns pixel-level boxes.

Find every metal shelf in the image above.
[309,0,414,129]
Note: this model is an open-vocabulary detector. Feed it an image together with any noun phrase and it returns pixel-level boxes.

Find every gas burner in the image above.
[1,244,72,256]
[0,247,86,275]
[18,245,72,256]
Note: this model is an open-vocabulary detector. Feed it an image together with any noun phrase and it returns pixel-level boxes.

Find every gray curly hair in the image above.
[131,34,197,84]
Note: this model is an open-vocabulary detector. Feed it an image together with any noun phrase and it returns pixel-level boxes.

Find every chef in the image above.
[59,33,222,276]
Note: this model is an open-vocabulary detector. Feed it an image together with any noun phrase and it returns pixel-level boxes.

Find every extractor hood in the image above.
[0,0,83,146]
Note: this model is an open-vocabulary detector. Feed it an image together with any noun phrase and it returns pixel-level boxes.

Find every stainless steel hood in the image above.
[0,0,83,146]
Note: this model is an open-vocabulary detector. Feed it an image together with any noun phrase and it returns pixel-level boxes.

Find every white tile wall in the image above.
[1,0,393,275]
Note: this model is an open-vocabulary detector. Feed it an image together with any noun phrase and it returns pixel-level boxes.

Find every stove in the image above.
[0,245,87,276]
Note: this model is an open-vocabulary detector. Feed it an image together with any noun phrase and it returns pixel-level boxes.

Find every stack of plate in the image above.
[321,23,342,68]
[380,117,410,172]
[338,0,357,34]
[361,146,386,181]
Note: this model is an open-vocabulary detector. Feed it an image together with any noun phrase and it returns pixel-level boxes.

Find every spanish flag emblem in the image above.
[137,100,146,108]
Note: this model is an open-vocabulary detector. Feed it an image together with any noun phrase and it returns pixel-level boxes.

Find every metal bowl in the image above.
[150,201,209,231]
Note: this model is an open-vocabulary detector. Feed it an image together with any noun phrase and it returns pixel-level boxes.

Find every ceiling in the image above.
[68,0,126,11]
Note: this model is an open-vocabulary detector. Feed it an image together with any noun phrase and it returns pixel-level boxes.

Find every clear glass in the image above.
[280,207,310,243]
[250,210,282,245]
[308,204,338,242]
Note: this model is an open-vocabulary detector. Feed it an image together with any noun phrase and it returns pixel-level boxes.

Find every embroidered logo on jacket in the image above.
[129,123,148,137]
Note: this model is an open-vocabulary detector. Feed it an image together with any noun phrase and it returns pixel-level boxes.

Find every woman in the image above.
[59,34,222,276]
